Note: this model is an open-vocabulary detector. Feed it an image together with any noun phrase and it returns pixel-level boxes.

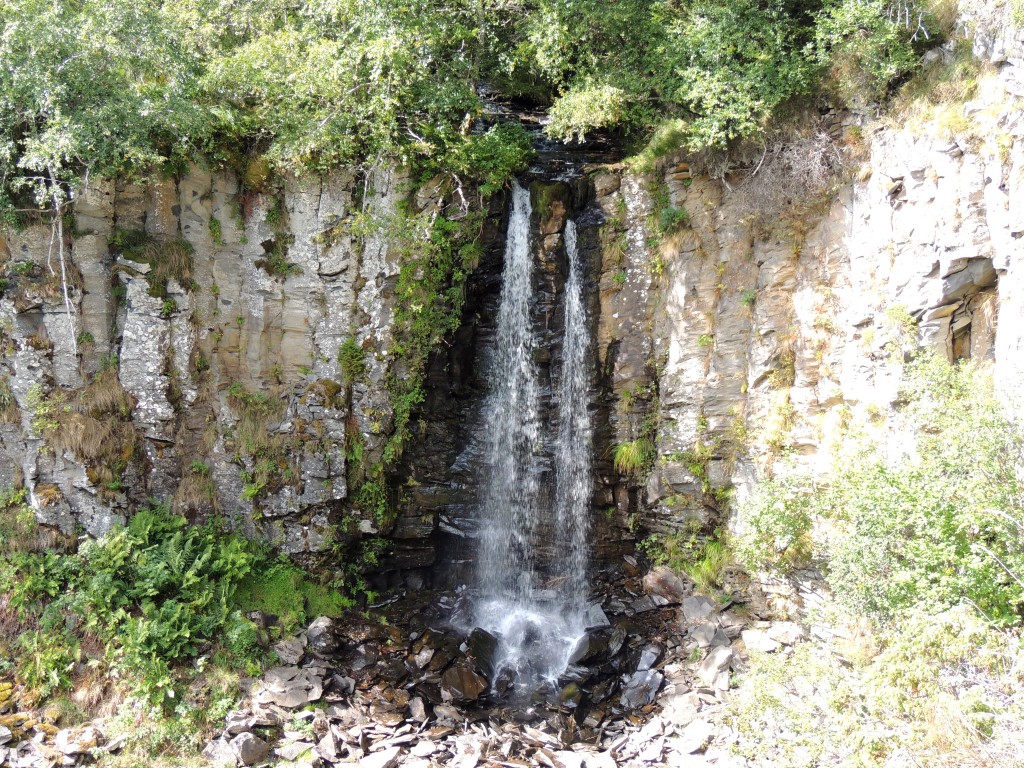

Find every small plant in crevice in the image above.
[640,528,733,595]
[225,382,296,502]
[338,336,367,386]
[612,438,656,476]
[649,179,689,238]
[209,215,224,245]
[255,237,302,279]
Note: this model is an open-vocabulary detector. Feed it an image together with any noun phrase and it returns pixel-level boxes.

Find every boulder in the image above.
[690,624,729,649]
[231,732,270,766]
[307,616,344,655]
[441,662,489,702]
[741,629,781,653]
[643,566,691,603]
[620,669,664,709]
[466,627,499,677]
[682,596,717,622]
[698,647,733,687]
[273,635,306,665]
[360,745,403,768]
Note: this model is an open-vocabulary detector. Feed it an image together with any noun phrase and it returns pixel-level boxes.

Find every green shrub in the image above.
[1,503,276,704]
[233,558,351,634]
[736,474,815,574]
[741,354,1024,624]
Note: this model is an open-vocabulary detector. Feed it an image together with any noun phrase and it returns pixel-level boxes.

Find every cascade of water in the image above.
[471,181,595,692]
[553,220,593,617]
[475,179,542,607]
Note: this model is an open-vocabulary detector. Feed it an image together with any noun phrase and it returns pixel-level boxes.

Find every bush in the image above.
[0,503,351,704]
[741,354,1024,624]
[736,475,815,575]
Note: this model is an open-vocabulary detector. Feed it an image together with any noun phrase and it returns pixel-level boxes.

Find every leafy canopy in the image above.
[1,0,940,217]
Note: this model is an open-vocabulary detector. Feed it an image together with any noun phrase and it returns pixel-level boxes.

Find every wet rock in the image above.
[697,647,733,687]
[413,646,435,669]
[559,682,583,708]
[620,669,664,709]
[569,629,610,665]
[636,643,664,672]
[583,604,611,629]
[690,624,729,649]
[441,662,489,702]
[467,627,499,677]
[682,596,717,622]
[307,616,344,655]
[351,644,380,671]
[742,629,781,653]
[631,594,669,613]
[231,732,270,766]
[643,566,690,604]
[607,625,628,657]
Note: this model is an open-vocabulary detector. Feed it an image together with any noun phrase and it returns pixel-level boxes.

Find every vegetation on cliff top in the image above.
[0,0,950,220]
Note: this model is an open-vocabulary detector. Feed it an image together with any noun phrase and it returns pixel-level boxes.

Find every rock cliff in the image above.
[1,7,1022,580]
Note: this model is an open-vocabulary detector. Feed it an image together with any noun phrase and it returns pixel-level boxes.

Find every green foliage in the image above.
[736,474,815,574]
[732,607,1022,767]
[613,438,656,476]
[741,354,1024,625]
[0,0,942,218]
[0,502,358,708]
[255,238,301,279]
[0,486,36,551]
[813,0,922,104]
[233,558,352,635]
[338,337,367,386]
[823,356,1024,624]
[640,530,732,593]
[208,215,223,244]
[1,503,260,703]
[741,289,757,306]
[445,122,535,194]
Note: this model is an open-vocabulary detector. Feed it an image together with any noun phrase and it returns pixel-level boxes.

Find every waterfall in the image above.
[553,220,593,616]
[471,181,595,692]
[476,179,542,607]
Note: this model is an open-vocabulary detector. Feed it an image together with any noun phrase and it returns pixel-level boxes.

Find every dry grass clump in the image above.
[887,45,990,140]
[737,130,845,222]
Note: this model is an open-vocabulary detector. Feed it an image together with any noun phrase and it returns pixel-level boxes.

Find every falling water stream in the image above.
[472,181,595,692]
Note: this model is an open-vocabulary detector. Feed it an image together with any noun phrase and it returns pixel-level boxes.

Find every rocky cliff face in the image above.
[2,8,1022,582]
[0,165,437,565]
[594,6,1024,552]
